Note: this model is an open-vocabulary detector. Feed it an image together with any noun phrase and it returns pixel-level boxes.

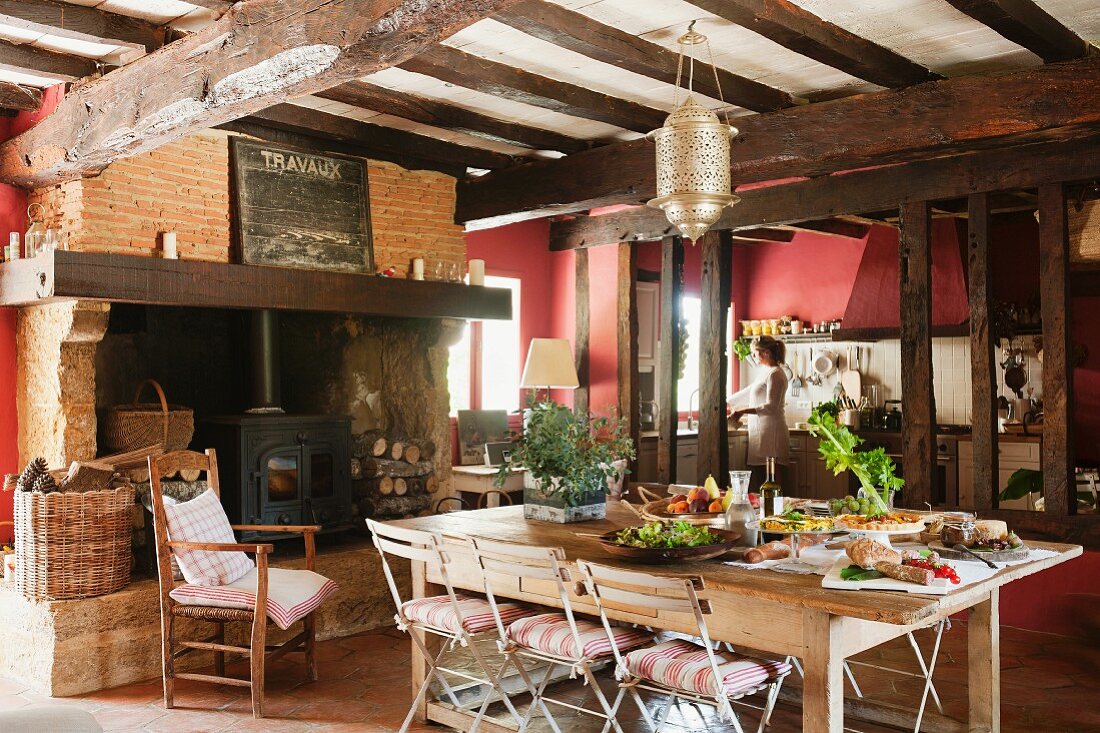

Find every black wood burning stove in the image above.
[201,414,352,539]
[200,309,353,540]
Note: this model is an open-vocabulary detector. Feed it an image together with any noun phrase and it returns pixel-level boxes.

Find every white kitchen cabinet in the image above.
[957,440,1041,510]
[676,438,698,485]
[729,434,748,470]
[636,439,657,483]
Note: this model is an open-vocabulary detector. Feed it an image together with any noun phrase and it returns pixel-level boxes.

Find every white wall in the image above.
[740,336,1043,426]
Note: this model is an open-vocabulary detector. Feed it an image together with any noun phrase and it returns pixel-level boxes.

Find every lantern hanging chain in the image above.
[704,35,731,127]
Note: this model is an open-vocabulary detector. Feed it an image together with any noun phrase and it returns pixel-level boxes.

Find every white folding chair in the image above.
[578,560,791,733]
[469,536,653,733]
[367,519,537,733]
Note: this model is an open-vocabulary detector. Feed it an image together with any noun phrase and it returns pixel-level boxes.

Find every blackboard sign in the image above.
[230,138,374,274]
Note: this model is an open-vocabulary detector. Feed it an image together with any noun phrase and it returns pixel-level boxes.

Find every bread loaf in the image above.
[974,520,1008,543]
[847,538,902,569]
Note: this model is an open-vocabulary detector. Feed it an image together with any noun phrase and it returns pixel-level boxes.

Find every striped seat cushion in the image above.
[507,612,652,660]
[401,594,536,634]
[625,639,791,697]
[169,567,338,631]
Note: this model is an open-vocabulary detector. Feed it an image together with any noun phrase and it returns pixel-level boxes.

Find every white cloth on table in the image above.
[728,365,789,465]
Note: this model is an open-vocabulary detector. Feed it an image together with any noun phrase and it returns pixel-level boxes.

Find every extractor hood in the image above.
[841,219,969,332]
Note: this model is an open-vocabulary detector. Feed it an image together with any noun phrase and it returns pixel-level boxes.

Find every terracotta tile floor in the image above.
[0,622,1095,732]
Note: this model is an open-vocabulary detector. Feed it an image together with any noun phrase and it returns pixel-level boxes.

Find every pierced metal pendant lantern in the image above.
[647,24,738,242]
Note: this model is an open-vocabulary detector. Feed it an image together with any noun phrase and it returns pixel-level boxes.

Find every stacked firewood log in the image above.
[350,431,439,520]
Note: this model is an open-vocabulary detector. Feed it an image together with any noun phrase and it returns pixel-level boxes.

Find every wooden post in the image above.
[899,201,935,509]
[968,193,998,511]
[698,231,731,485]
[618,244,640,476]
[657,236,684,484]
[1038,183,1075,516]
[574,248,590,417]
[968,588,1001,733]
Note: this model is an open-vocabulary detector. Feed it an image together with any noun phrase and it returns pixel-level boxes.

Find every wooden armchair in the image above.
[148,449,325,718]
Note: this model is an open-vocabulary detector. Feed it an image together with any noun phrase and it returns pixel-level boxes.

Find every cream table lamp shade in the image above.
[520,338,579,389]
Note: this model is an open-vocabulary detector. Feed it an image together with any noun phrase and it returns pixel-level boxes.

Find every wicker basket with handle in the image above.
[14,485,135,600]
[103,379,194,453]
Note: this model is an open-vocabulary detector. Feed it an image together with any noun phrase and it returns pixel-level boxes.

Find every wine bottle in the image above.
[759,457,783,517]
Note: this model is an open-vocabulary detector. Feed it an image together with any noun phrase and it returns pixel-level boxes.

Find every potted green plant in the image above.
[496,398,635,523]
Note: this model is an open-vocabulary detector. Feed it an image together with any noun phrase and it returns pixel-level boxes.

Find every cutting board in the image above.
[841,347,862,400]
[821,555,954,595]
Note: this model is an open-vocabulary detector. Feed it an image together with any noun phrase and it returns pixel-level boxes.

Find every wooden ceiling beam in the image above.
[683,0,939,88]
[0,0,528,189]
[0,38,98,80]
[0,79,40,110]
[548,135,1100,248]
[179,0,235,12]
[943,0,1093,63]
[493,1,801,112]
[0,0,164,63]
[457,56,1100,226]
[399,44,668,133]
[316,80,591,154]
[242,103,518,171]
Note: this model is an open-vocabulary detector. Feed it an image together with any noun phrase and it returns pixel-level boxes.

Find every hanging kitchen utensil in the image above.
[790,348,803,396]
[1003,351,1027,399]
[841,344,862,403]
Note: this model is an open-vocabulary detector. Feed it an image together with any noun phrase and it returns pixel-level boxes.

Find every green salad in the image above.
[613,521,723,549]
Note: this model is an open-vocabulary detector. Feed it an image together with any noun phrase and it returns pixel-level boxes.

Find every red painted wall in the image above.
[0,85,64,540]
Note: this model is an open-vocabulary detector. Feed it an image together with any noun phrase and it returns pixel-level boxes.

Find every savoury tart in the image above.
[835,512,926,533]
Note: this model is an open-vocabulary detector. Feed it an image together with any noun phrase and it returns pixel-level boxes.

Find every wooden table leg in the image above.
[410,558,443,723]
[969,588,1001,733]
[802,608,844,733]
[487,491,500,508]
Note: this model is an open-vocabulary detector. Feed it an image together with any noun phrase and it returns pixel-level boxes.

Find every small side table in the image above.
[452,465,525,508]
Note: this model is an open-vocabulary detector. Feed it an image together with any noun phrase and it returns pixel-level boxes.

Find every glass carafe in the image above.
[725,470,758,547]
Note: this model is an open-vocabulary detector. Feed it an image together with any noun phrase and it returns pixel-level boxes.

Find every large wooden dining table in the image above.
[391,502,1081,733]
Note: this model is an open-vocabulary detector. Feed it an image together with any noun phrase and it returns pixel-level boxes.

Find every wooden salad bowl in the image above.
[596,527,742,563]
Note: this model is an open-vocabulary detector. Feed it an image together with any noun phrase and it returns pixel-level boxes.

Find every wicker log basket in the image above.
[103,379,194,453]
[13,485,135,600]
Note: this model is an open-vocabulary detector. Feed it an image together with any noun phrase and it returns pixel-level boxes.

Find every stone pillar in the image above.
[380,318,464,501]
[16,301,110,467]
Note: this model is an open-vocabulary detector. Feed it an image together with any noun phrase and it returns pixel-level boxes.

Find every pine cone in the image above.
[32,473,58,494]
[16,457,48,492]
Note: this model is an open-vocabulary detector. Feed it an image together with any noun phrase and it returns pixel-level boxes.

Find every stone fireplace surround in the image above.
[0,131,474,696]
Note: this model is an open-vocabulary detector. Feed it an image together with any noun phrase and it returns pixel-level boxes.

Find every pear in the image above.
[704,474,720,500]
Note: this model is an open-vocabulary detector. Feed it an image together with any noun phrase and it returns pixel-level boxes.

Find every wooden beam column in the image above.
[899,201,935,508]
[1038,183,1075,516]
[574,248,590,417]
[657,236,684,484]
[968,193,998,511]
[698,231,732,485]
[617,244,640,475]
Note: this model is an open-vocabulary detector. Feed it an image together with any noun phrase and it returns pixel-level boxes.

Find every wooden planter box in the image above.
[522,473,606,523]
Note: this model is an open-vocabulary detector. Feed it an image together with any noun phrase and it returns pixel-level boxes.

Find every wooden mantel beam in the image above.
[0,0,526,189]
[457,56,1100,226]
[493,1,802,112]
[682,0,939,88]
[943,0,1094,63]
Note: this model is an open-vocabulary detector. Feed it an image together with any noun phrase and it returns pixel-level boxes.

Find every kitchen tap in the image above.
[686,389,700,431]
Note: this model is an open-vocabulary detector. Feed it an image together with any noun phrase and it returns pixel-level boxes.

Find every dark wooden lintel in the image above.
[0,251,512,321]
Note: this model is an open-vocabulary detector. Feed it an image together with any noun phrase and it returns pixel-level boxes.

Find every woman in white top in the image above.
[727,336,790,483]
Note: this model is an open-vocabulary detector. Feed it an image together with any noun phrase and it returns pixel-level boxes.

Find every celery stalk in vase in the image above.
[807,403,904,516]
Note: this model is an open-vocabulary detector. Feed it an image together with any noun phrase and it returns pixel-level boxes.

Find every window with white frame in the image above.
[447,275,522,415]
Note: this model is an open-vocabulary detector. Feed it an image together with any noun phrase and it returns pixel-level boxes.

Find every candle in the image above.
[468,258,485,286]
[161,232,177,259]
[412,257,424,280]
[7,232,20,261]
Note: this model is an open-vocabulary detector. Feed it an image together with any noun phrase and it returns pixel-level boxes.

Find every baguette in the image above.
[874,562,935,586]
[744,542,790,564]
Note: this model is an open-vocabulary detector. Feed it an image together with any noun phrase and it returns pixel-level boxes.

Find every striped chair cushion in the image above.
[625,639,791,697]
[401,593,536,635]
[169,567,338,630]
[507,612,652,660]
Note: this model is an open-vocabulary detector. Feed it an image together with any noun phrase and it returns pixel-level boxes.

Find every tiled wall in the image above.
[742,335,1044,426]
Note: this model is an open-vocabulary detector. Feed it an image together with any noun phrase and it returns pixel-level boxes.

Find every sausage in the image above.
[744,541,791,564]
[874,561,934,586]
